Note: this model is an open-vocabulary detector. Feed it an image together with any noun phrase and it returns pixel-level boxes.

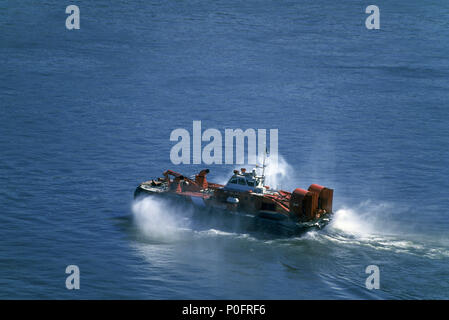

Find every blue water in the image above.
[1,0,448,299]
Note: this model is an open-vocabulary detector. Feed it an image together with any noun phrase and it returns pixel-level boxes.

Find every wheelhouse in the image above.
[224,168,265,193]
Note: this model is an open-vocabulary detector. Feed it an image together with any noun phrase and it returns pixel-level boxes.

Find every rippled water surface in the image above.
[1,0,448,299]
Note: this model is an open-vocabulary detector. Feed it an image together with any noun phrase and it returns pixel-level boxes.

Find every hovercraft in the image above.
[134,167,333,232]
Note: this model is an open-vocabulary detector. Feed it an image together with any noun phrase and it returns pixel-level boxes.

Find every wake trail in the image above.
[304,202,449,259]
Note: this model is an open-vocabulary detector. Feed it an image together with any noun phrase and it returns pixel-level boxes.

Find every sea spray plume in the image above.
[261,154,295,191]
[329,201,396,237]
[252,153,297,191]
[132,196,192,242]
[132,196,262,242]
[318,201,449,259]
[330,207,375,237]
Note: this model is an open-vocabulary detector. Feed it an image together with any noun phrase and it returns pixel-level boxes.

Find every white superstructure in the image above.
[223,168,266,194]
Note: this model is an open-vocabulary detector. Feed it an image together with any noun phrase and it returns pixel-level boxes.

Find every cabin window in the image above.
[229,178,238,184]
[238,178,246,185]
[247,181,255,187]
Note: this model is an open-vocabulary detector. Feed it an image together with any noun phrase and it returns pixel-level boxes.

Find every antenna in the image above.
[262,146,268,184]
[255,147,269,186]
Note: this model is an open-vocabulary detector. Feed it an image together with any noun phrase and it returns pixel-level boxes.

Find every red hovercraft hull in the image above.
[134,168,333,231]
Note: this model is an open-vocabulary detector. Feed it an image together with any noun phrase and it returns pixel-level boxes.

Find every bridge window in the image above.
[238,178,247,185]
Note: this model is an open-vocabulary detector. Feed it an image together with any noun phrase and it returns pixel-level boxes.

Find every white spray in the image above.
[259,154,295,191]
[132,196,192,242]
[329,201,396,237]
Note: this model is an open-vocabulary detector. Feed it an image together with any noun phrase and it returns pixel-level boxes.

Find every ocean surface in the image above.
[1,0,448,299]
